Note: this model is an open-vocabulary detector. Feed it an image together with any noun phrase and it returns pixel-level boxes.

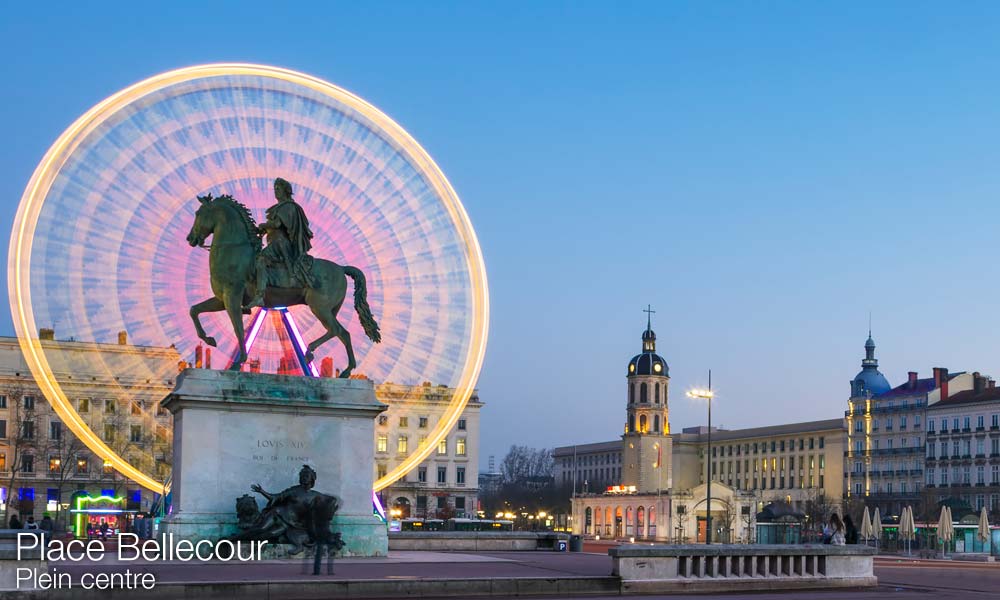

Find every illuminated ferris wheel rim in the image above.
[8,63,490,494]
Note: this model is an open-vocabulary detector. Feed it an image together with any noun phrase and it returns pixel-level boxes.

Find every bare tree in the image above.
[44,418,88,530]
[801,491,838,542]
[1,382,38,524]
[500,445,553,486]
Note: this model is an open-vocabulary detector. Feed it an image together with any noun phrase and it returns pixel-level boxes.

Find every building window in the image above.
[0,453,5,471]
[156,403,168,417]
[376,464,387,479]
[640,383,647,403]
[455,497,466,511]
[21,455,34,473]
[130,425,142,443]
[978,415,985,429]
[48,456,60,472]
[104,399,116,414]
[929,419,935,432]
[456,438,467,456]
[458,418,467,430]
[378,415,388,426]
[376,434,387,453]
[927,469,935,485]
[22,420,34,440]
[457,467,466,484]
[992,465,999,484]
[438,439,448,455]
[437,496,447,510]
[977,466,985,485]
[76,458,87,474]
[437,466,447,484]
[398,435,409,454]
[23,396,35,411]
[418,467,427,483]
[965,417,971,430]
[103,424,114,442]
[419,417,428,428]
[0,420,6,439]
[399,416,408,428]
[49,421,62,440]
[0,396,6,409]
[131,401,143,416]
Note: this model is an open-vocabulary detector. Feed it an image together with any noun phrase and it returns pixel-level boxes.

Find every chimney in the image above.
[39,328,54,341]
[908,371,918,389]
[933,367,949,401]
[117,330,127,345]
[320,357,334,378]
[974,372,987,394]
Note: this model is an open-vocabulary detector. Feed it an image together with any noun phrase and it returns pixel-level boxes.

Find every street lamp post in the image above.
[687,370,714,544]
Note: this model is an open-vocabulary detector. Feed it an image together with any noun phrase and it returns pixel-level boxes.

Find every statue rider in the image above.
[247,178,317,308]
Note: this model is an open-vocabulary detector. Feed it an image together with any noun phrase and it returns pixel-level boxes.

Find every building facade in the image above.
[0,333,181,527]
[845,332,974,515]
[926,372,1000,516]
[553,441,621,494]
[564,316,849,543]
[374,382,482,519]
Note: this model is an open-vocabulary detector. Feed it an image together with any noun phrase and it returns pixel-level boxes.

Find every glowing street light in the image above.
[687,371,714,544]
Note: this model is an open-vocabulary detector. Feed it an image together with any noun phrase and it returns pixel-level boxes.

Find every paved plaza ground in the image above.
[38,549,1000,599]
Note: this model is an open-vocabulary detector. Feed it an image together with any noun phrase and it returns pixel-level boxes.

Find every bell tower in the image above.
[622,306,672,493]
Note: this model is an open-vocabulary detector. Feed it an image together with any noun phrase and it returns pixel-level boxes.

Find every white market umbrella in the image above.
[872,507,883,548]
[900,506,915,555]
[938,505,953,555]
[860,506,873,543]
[978,507,990,545]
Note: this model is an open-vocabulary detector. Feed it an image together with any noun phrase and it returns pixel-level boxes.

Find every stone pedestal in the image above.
[160,369,388,557]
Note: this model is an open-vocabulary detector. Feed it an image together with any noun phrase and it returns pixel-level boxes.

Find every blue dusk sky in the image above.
[2,2,1000,467]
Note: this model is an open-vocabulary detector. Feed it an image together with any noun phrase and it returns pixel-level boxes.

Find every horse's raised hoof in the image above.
[338,368,353,379]
[204,337,217,347]
[304,351,314,364]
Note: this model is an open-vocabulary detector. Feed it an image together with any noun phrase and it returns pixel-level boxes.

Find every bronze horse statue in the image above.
[185,193,380,375]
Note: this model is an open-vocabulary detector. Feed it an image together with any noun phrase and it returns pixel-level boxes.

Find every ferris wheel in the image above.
[9,64,489,493]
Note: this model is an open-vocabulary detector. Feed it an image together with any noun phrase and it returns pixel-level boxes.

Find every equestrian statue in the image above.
[185,178,381,375]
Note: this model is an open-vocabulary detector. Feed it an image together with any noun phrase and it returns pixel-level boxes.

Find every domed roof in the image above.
[852,369,891,396]
[629,351,668,377]
[629,311,668,376]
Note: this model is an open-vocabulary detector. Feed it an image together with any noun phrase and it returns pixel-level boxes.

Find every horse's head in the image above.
[186,194,216,247]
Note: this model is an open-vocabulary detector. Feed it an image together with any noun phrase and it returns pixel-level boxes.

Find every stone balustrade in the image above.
[609,544,876,592]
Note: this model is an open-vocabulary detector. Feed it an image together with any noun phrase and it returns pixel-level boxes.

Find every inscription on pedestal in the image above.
[252,439,311,464]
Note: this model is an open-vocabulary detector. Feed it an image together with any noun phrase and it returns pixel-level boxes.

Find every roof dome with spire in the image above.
[628,307,668,377]
[851,331,891,397]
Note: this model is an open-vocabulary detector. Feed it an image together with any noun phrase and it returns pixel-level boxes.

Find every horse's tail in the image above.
[344,266,382,344]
